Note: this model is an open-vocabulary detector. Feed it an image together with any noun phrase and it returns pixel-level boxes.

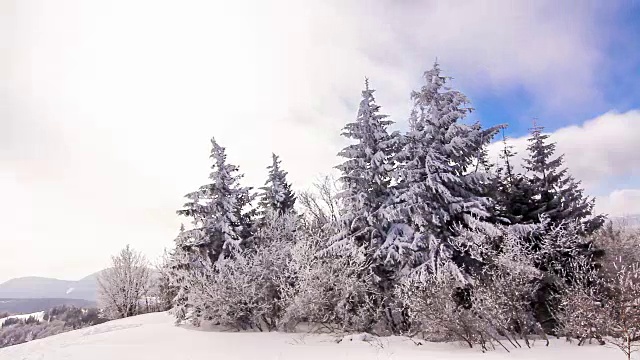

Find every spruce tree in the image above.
[167,224,195,322]
[323,78,399,260]
[390,62,502,276]
[258,153,296,216]
[176,137,255,265]
[523,123,604,232]
[320,79,402,330]
[493,131,540,229]
[519,122,605,332]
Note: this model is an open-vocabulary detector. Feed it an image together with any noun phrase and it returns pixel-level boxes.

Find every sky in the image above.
[1,0,640,283]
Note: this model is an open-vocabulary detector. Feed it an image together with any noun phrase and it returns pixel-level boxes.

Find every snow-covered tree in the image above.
[557,254,640,360]
[522,220,605,333]
[492,131,540,228]
[97,245,152,319]
[258,153,296,216]
[157,64,621,341]
[600,261,640,360]
[323,78,399,261]
[166,224,201,323]
[398,265,492,349]
[169,138,255,324]
[318,79,402,331]
[592,222,640,277]
[185,241,290,331]
[335,79,398,216]
[469,228,548,348]
[176,137,255,265]
[390,62,502,277]
[280,232,381,333]
[400,223,550,350]
[523,123,604,233]
[554,255,607,346]
[154,251,175,312]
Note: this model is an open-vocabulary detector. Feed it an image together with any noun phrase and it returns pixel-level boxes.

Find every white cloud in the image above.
[597,190,640,218]
[346,1,610,113]
[490,111,640,188]
[0,0,627,282]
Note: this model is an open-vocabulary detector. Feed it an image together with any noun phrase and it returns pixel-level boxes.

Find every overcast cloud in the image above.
[0,0,635,282]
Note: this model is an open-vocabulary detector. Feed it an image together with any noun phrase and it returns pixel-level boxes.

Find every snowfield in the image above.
[0,312,623,360]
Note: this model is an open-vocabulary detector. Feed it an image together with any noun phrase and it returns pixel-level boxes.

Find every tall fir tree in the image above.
[390,62,502,277]
[321,78,402,331]
[258,153,296,216]
[523,122,604,233]
[519,122,605,332]
[175,137,255,265]
[323,78,399,258]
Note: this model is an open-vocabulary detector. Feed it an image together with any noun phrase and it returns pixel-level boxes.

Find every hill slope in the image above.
[0,312,621,360]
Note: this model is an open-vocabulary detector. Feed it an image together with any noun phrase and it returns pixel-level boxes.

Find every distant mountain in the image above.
[0,298,95,315]
[0,271,104,302]
[0,268,160,304]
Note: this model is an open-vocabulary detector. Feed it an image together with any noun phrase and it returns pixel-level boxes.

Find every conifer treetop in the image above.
[258,152,296,215]
[521,122,604,231]
[176,136,254,264]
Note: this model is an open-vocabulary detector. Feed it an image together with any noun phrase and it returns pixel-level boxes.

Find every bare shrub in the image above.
[278,240,380,333]
[97,244,152,319]
[184,211,294,331]
[398,266,494,350]
[183,211,381,334]
[606,261,640,360]
[297,175,342,230]
[557,254,640,360]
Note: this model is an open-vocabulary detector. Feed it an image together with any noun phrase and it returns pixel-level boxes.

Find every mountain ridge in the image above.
[0,271,104,302]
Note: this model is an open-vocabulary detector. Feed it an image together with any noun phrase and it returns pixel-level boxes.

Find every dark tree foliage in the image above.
[258,153,296,216]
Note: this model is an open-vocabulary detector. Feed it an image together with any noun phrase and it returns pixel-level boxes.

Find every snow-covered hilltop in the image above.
[0,312,621,360]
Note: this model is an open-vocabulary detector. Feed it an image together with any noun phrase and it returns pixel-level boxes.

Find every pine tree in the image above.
[390,62,502,277]
[258,153,296,216]
[523,122,604,232]
[176,137,255,265]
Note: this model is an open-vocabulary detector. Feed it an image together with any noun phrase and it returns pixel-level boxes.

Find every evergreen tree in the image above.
[390,62,502,277]
[166,225,194,322]
[258,153,296,216]
[515,123,606,331]
[493,131,540,229]
[523,123,604,233]
[320,79,402,331]
[176,137,255,265]
[323,78,399,262]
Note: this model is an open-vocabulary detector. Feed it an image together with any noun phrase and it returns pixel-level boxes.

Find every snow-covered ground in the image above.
[0,311,45,326]
[0,312,623,360]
